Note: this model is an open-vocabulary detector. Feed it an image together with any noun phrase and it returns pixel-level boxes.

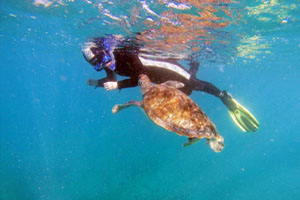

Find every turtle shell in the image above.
[143,84,219,139]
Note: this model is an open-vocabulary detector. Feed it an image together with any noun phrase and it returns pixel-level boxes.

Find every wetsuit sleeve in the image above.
[117,78,138,89]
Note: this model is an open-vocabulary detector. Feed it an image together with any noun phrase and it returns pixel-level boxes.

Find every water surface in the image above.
[1,0,300,199]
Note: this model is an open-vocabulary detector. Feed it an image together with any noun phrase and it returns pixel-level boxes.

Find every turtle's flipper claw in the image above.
[222,92,259,132]
[112,105,121,114]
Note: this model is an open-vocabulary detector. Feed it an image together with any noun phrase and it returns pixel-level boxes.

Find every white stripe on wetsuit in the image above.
[138,56,191,80]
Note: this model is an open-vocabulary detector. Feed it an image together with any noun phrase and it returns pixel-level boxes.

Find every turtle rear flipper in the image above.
[183,138,200,147]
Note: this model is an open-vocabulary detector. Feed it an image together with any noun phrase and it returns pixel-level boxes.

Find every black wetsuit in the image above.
[84,37,225,99]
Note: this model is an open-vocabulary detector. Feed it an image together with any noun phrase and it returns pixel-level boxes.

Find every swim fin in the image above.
[221,91,259,132]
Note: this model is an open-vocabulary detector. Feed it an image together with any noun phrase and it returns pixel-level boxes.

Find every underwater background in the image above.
[1,0,300,199]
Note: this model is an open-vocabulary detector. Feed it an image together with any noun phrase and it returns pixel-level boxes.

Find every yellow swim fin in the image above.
[222,92,259,132]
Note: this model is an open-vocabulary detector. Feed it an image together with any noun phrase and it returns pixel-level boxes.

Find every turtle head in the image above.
[138,74,152,95]
[207,135,224,153]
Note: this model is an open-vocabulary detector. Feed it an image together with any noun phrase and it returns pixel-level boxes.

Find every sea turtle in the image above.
[112,74,224,152]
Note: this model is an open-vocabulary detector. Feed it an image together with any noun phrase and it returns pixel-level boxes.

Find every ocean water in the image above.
[1,0,300,199]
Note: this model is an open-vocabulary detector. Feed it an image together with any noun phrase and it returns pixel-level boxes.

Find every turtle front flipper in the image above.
[183,138,200,147]
[161,81,185,89]
[112,101,142,114]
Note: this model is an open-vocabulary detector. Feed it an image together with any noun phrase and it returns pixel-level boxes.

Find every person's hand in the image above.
[87,79,98,86]
[104,81,118,90]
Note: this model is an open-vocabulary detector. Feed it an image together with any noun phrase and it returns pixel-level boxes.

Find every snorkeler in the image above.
[82,35,259,132]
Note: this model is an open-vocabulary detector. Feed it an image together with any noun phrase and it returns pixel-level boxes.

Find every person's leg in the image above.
[190,77,259,132]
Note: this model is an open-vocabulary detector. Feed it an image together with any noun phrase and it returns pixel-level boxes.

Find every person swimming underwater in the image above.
[82,35,259,132]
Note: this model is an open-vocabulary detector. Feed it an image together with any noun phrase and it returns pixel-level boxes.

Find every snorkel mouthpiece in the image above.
[93,54,116,72]
[109,63,116,71]
[99,54,116,71]
[94,64,104,72]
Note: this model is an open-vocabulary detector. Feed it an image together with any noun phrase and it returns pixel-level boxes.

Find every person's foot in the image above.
[221,91,259,132]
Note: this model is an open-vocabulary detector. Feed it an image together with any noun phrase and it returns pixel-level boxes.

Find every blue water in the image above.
[1,0,300,199]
